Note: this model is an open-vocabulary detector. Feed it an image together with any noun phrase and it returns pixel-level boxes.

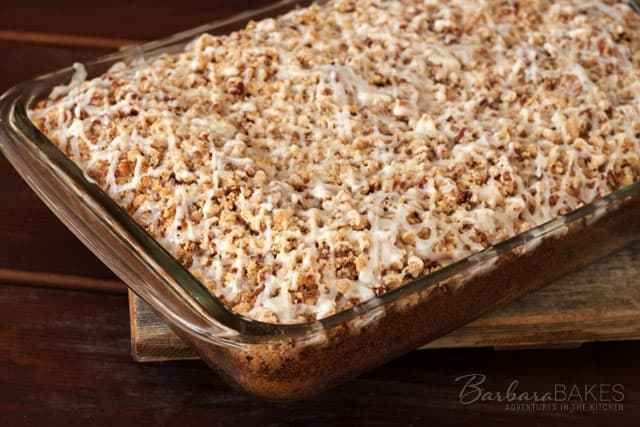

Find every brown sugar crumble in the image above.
[30,0,640,323]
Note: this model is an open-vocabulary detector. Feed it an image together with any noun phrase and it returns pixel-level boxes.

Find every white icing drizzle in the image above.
[29,0,640,323]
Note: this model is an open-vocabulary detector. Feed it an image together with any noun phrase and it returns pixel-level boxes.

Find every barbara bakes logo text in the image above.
[455,374,625,413]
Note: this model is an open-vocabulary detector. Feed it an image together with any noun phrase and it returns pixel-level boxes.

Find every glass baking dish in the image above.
[2,0,640,400]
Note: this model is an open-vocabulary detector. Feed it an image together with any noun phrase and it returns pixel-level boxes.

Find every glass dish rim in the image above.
[2,0,640,342]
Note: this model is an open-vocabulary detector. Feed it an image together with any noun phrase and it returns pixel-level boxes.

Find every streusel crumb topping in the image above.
[30,0,640,323]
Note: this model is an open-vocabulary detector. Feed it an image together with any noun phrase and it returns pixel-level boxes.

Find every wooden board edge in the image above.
[129,292,640,362]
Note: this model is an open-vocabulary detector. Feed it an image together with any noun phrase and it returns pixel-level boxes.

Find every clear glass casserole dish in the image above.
[2,0,640,399]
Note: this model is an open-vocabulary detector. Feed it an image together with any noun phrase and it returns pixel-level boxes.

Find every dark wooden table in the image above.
[1,2,639,425]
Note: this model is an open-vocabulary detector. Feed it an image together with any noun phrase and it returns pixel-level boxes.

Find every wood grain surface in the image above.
[0,0,276,41]
[3,283,639,426]
[1,1,640,425]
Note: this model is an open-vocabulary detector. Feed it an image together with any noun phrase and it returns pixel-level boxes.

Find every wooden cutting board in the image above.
[129,241,640,362]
